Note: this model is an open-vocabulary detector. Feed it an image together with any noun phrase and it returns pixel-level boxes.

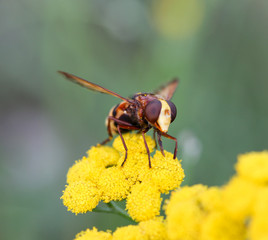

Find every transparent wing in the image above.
[154,78,179,100]
[58,71,132,103]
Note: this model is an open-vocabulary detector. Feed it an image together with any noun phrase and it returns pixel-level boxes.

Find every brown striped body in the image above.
[106,93,162,137]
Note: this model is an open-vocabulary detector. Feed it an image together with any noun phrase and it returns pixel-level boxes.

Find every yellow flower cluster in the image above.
[75,227,112,240]
[61,133,185,221]
[75,218,167,240]
[165,151,268,240]
[61,132,268,240]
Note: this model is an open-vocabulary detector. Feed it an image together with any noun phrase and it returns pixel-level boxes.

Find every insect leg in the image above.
[117,125,138,167]
[159,132,177,159]
[108,116,135,127]
[153,130,158,150]
[108,116,140,131]
[142,130,151,168]
[101,116,138,146]
[110,117,140,166]
[100,137,112,145]
[116,125,130,167]
[157,131,165,157]
[100,117,113,145]
[113,121,151,167]
[117,124,141,167]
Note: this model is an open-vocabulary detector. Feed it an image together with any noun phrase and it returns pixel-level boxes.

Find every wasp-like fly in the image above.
[58,71,179,168]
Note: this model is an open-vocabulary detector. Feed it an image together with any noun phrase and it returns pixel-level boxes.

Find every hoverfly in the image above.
[58,71,179,168]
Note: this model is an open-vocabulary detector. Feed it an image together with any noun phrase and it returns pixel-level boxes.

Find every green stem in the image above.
[93,202,135,223]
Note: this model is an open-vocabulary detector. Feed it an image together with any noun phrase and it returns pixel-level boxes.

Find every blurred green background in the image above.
[0,0,267,239]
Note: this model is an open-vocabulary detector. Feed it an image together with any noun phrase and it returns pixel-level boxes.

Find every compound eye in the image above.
[167,100,177,122]
[144,99,161,123]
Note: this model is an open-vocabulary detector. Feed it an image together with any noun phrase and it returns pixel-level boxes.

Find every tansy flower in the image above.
[112,225,144,240]
[119,152,149,184]
[138,218,167,240]
[196,187,246,240]
[112,218,166,240]
[66,156,104,184]
[126,181,162,222]
[61,132,185,220]
[87,146,120,167]
[164,151,268,240]
[166,197,205,240]
[67,146,119,185]
[235,151,268,185]
[164,185,208,240]
[74,227,112,240]
[164,184,246,240]
[165,184,207,205]
[63,143,268,240]
[140,150,185,193]
[112,133,155,154]
[249,187,268,240]
[61,181,100,214]
[221,151,268,221]
[200,211,246,240]
[222,176,259,220]
[199,186,223,212]
[98,166,131,202]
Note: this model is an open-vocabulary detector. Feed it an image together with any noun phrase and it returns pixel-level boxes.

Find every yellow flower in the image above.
[120,149,185,194]
[74,227,112,240]
[63,136,268,240]
[67,156,104,185]
[199,187,223,212]
[119,152,149,184]
[87,146,120,167]
[112,225,145,240]
[165,184,207,205]
[200,211,246,240]
[126,182,162,222]
[98,166,131,202]
[61,181,100,214]
[249,187,268,240]
[165,185,207,240]
[62,133,184,218]
[222,176,259,220]
[140,150,185,193]
[139,218,167,240]
[165,185,228,240]
[236,151,268,185]
[166,199,204,240]
[112,218,167,240]
[113,132,155,155]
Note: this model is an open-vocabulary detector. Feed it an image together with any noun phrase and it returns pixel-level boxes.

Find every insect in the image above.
[58,71,179,168]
